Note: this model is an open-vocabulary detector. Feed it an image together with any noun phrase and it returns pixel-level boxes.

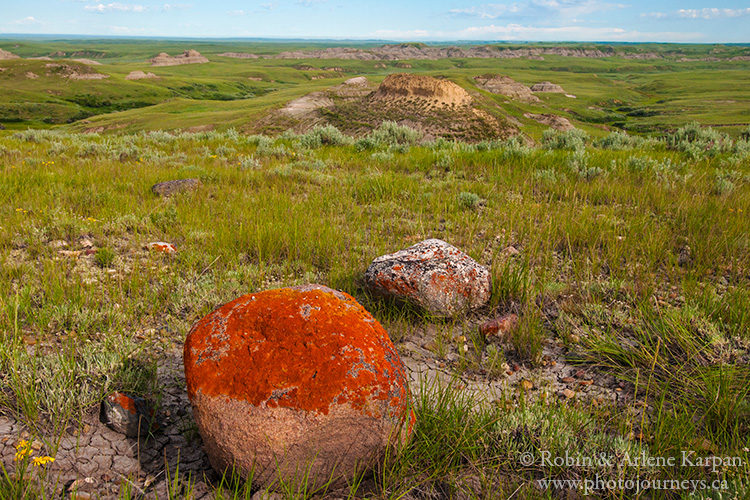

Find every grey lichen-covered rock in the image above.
[151,178,202,197]
[365,239,491,317]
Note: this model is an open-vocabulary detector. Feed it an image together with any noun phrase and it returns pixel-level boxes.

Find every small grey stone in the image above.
[100,392,157,438]
[151,178,202,197]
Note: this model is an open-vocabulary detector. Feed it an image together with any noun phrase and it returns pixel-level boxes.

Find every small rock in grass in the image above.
[479,313,518,339]
[365,239,491,317]
[65,477,95,500]
[58,250,82,258]
[184,284,413,490]
[151,178,202,197]
[100,392,157,438]
[678,245,692,267]
[502,245,520,257]
[147,241,176,254]
[49,240,68,249]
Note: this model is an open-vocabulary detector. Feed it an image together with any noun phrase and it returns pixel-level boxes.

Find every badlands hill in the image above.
[149,50,209,67]
[372,74,472,108]
[255,73,516,142]
[270,43,661,61]
[474,74,540,104]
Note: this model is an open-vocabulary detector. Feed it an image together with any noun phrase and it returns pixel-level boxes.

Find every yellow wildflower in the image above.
[14,440,32,461]
[32,456,55,467]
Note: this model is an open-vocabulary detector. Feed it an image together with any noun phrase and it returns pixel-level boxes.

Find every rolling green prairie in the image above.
[0,38,749,137]
[0,122,749,498]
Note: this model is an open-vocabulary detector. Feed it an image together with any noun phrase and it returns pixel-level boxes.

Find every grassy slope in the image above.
[0,40,748,137]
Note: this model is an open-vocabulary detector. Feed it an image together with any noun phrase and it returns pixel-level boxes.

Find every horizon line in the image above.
[1,33,749,46]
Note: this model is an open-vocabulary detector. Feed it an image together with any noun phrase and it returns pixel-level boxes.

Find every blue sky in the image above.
[1,0,749,42]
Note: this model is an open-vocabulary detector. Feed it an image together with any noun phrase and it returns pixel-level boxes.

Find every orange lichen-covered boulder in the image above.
[183,284,412,490]
[365,239,491,317]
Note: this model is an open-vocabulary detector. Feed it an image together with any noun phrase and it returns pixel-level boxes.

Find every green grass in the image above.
[0,120,748,498]
[0,39,748,136]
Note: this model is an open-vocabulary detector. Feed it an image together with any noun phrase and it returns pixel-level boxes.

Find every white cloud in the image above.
[449,0,624,21]
[644,7,750,20]
[460,23,625,37]
[228,4,274,15]
[84,3,146,13]
[162,3,191,11]
[450,4,522,19]
[370,23,703,42]
[641,12,667,19]
[677,8,750,19]
[11,16,41,25]
[457,23,703,41]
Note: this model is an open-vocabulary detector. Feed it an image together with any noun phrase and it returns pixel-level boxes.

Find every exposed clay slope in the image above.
[474,74,539,104]
[125,70,158,80]
[272,44,661,61]
[531,81,565,93]
[279,76,374,119]
[217,52,259,59]
[71,58,102,66]
[373,74,472,108]
[0,49,20,60]
[256,74,516,142]
[44,63,109,80]
[150,50,209,67]
[524,113,574,131]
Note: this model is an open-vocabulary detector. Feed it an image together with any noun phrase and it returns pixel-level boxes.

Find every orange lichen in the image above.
[148,242,176,254]
[109,392,137,415]
[184,287,410,421]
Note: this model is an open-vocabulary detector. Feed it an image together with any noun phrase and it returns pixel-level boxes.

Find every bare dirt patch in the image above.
[149,50,209,67]
[217,52,259,59]
[71,58,102,66]
[0,48,20,60]
[125,70,158,80]
[474,74,540,104]
[183,124,215,133]
[524,113,575,131]
[45,63,109,80]
[280,93,335,118]
[531,81,565,93]
[84,123,128,134]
